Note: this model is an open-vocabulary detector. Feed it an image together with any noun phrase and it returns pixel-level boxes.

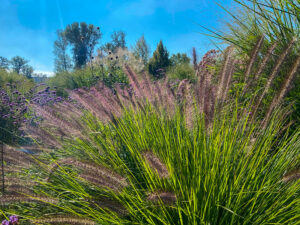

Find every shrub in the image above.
[166,63,196,83]
[96,47,145,73]
[48,52,130,97]
[0,69,35,93]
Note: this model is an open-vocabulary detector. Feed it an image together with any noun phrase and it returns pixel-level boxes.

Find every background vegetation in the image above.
[0,0,299,224]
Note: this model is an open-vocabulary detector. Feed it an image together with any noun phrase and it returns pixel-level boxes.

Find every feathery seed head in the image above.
[147,191,176,205]
[142,151,169,178]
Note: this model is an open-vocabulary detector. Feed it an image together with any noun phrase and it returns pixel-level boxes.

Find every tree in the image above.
[54,30,73,73]
[133,35,150,65]
[21,65,34,79]
[101,42,115,55]
[170,53,190,66]
[0,57,9,70]
[148,40,170,78]
[101,30,126,54]
[64,22,101,68]
[111,30,126,50]
[10,56,29,74]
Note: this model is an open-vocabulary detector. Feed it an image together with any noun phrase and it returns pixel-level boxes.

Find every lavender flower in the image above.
[9,215,19,224]
[1,220,10,225]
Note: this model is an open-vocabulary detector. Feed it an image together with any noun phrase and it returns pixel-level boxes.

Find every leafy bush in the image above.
[47,65,129,97]
[166,63,196,83]
[0,69,35,93]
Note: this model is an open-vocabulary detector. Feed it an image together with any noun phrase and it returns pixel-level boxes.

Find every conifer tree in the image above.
[148,40,170,78]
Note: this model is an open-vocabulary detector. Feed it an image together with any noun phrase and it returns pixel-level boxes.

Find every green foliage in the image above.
[228,0,299,50]
[10,56,28,74]
[63,22,101,68]
[133,35,151,65]
[47,65,128,96]
[10,56,33,78]
[53,30,73,73]
[101,30,127,54]
[0,57,9,70]
[208,0,300,131]
[5,103,300,224]
[166,63,196,83]
[169,53,190,66]
[111,31,126,50]
[0,69,35,93]
[148,40,170,78]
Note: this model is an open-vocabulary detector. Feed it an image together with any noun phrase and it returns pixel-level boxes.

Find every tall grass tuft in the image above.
[5,102,300,224]
[2,39,300,224]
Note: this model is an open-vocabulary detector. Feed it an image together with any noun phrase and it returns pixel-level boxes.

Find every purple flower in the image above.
[9,215,19,224]
[1,220,10,225]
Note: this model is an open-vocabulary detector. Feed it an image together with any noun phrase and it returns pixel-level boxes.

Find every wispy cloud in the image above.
[56,0,64,30]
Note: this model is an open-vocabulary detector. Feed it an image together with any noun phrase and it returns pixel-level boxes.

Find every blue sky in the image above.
[0,0,233,75]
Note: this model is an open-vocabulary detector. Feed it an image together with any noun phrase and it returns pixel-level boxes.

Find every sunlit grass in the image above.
[3,101,299,224]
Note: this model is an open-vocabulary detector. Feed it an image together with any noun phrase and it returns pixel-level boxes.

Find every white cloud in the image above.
[34,70,54,77]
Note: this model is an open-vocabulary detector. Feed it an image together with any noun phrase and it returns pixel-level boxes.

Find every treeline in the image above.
[0,56,34,78]
[49,22,195,96]
[0,22,197,95]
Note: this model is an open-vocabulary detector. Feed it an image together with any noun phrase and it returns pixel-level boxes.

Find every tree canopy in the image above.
[170,53,190,66]
[133,35,150,65]
[10,56,33,78]
[54,30,73,73]
[63,22,101,68]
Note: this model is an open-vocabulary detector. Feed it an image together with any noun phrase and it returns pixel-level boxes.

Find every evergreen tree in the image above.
[148,40,170,78]
[133,35,150,65]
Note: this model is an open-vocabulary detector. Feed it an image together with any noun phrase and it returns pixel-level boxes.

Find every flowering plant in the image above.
[1,215,19,225]
[0,84,28,144]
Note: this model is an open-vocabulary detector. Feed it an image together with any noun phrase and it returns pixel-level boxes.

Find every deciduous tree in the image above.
[10,56,29,74]
[53,30,73,73]
[64,22,101,68]
[133,35,150,65]
[101,30,126,54]
[170,53,190,66]
[0,56,9,70]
